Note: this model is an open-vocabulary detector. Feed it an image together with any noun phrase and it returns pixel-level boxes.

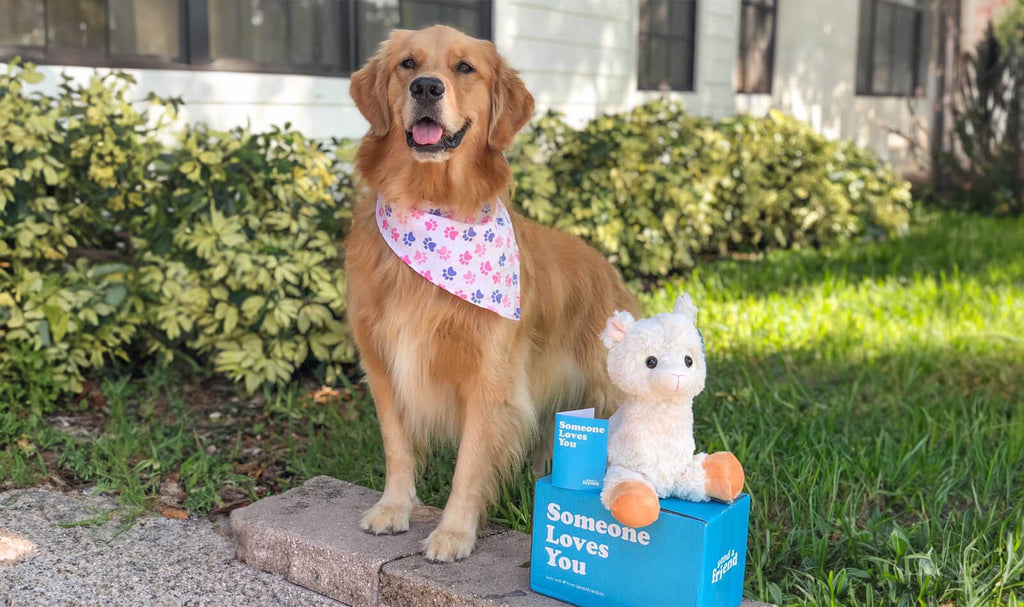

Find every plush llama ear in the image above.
[673,293,699,324]
[600,311,635,349]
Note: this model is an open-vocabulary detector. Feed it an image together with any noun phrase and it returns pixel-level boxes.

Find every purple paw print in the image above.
[402,232,416,246]
[444,226,459,240]
[498,253,507,267]
[483,229,495,242]
[458,251,473,265]
[491,291,503,304]
[514,307,521,320]
[428,208,442,216]
[496,216,505,226]
[438,246,451,261]
[470,290,484,304]
[384,206,393,217]
[462,227,477,242]
[423,237,437,252]
[442,267,457,281]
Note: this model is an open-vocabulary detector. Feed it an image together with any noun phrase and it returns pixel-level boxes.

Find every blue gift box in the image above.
[530,409,750,606]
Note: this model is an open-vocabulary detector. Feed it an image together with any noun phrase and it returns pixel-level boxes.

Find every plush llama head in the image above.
[600,293,706,402]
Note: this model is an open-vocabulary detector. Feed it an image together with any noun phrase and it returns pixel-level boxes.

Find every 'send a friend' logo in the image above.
[711,549,739,584]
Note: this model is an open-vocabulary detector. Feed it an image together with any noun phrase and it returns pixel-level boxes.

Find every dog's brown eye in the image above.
[400,58,416,70]
[645,356,658,369]
[456,61,474,74]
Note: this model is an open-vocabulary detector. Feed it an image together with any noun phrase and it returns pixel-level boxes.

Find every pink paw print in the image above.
[425,218,438,231]
[479,261,493,275]
[492,273,502,284]
[401,255,411,264]
[459,252,473,265]
[421,269,434,281]
[413,250,427,264]
[390,228,400,241]
[438,247,451,261]
[411,209,424,219]
[463,271,477,285]
[474,243,488,256]
[444,226,459,240]
[382,219,389,230]
[505,275,513,287]
[495,236,504,247]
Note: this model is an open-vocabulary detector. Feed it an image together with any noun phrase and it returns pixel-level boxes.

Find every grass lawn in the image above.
[2,210,1022,605]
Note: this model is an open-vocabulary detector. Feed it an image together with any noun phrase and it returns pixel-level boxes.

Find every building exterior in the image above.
[0,0,1009,172]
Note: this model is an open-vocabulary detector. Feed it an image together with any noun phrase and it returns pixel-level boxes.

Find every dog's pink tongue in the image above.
[412,122,443,145]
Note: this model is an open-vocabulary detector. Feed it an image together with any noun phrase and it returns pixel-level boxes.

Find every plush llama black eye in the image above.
[456,61,474,74]
[400,58,416,69]
[645,356,658,369]
[684,355,693,368]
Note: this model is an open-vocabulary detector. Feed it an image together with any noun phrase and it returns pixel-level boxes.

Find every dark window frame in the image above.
[637,0,698,92]
[856,0,925,97]
[0,0,493,78]
[736,0,776,94]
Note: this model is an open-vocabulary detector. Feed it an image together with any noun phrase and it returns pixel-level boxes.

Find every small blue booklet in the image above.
[550,408,609,492]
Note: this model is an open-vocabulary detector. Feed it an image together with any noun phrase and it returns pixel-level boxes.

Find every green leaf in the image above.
[42,305,68,343]
[104,284,128,308]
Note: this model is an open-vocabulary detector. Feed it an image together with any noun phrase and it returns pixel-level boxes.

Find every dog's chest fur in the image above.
[356,237,522,443]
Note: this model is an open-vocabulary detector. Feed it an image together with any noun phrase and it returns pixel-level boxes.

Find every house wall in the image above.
[25,0,965,173]
[493,0,738,124]
[736,0,936,171]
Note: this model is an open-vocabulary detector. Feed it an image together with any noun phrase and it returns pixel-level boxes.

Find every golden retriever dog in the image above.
[345,25,639,562]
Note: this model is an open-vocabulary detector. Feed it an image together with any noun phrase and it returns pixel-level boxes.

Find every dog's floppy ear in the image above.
[351,30,408,137]
[487,50,534,151]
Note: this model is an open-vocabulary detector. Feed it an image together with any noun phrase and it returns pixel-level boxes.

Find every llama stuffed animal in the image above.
[599,294,744,528]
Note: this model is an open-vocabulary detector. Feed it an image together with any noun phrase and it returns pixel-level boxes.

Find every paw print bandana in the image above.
[375,196,522,321]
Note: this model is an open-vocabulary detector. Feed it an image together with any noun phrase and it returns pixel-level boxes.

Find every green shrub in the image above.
[1,62,913,395]
[1,60,355,393]
[510,100,913,280]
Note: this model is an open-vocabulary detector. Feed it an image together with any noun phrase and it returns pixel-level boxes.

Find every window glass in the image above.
[49,0,107,52]
[638,0,696,91]
[109,0,181,59]
[0,1,46,46]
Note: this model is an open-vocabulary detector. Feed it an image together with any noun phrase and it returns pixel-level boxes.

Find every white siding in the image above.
[736,0,936,171]
[32,64,370,140]
[495,0,738,125]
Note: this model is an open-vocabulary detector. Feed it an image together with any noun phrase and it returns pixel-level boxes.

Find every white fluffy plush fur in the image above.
[599,293,712,508]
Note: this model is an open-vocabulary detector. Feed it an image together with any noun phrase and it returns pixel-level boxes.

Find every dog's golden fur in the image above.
[345,25,639,561]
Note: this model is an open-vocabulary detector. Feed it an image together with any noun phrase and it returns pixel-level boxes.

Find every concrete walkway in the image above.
[0,488,338,606]
[1,479,770,606]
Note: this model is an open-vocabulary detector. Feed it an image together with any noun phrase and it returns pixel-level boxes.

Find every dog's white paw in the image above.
[422,526,476,562]
[360,500,412,535]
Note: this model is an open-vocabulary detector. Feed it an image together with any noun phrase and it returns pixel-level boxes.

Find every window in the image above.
[856,0,925,96]
[638,0,697,91]
[736,0,776,93]
[0,0,492,77]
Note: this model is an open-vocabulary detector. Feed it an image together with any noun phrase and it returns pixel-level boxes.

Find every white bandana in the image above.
[375,196,521,321]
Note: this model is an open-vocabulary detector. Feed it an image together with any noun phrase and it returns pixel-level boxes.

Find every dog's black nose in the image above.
[410,76,445,102]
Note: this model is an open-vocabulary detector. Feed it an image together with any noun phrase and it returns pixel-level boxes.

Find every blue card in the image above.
[551,408,608,492]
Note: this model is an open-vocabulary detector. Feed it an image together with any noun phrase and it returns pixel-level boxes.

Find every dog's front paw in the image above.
[360,500,413,535]
[422,526,476,562]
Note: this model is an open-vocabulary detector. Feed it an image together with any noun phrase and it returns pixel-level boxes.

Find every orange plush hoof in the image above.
[703,451,744,501]
[608,480,660,528]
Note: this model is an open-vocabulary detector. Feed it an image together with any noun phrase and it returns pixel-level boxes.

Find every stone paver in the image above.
[232,476,772,607]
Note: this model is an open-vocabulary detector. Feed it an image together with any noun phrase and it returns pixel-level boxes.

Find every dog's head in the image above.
[350,26,534,163]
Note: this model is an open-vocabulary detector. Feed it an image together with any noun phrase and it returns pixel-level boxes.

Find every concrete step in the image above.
[231,476,771,607]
